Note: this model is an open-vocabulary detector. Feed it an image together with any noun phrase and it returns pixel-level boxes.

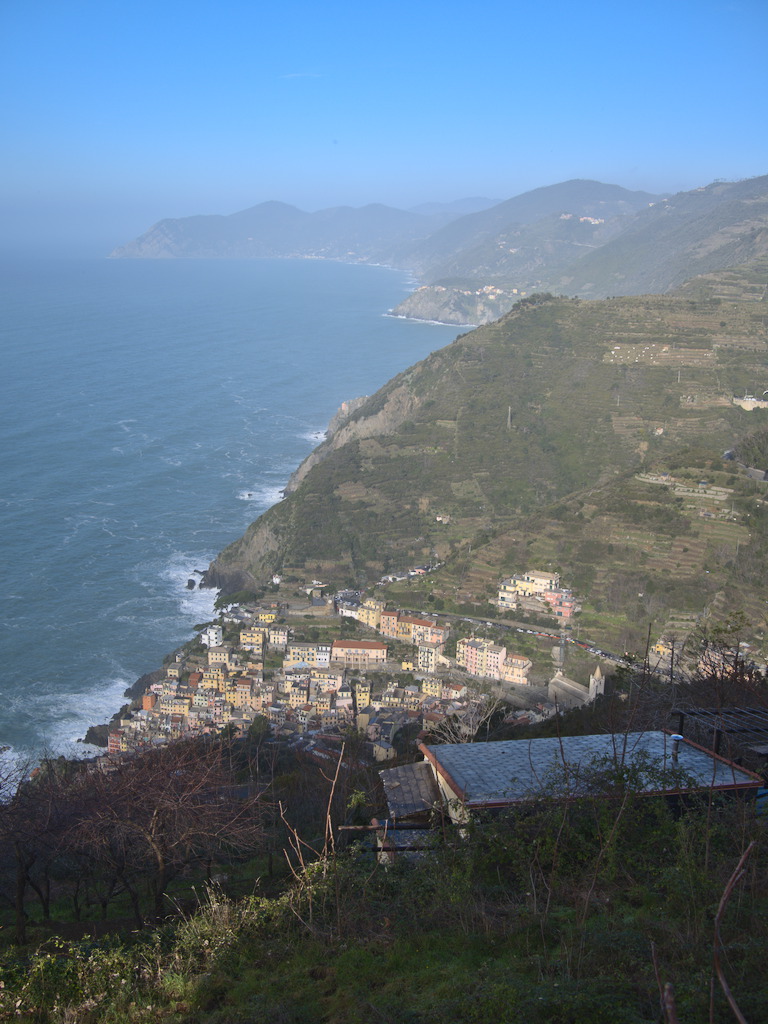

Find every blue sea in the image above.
[1,258,458,759]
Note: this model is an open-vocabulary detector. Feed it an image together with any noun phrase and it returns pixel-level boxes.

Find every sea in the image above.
[1,257,459,761]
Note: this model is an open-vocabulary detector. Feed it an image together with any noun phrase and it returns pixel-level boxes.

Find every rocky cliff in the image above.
[390,283,522,325]
[284,386,424,493]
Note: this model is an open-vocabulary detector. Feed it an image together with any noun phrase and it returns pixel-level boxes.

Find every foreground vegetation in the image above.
[0,768,765,1024]
[1,661,767,1024]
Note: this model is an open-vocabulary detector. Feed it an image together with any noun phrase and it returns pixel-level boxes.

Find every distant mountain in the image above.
[112,175,768,329]
[110,201,436,261]
[544,175,768,298]
[408,197,500,222]
[110,181,656,264]
[397,179,660,279]
[391,175,768,323]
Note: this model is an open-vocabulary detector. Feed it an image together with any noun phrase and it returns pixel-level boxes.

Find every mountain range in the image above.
[112,175,768,656]
[112,175,768,324]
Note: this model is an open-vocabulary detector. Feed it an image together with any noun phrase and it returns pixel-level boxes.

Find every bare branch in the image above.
[712,841,755,1024]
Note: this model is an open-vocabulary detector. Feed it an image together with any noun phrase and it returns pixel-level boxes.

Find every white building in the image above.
[200,624,223,647]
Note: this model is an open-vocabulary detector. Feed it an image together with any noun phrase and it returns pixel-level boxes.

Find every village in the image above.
[105,567,608,763]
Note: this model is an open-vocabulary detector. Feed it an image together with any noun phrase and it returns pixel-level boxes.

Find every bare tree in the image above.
[426,693,509,745]
[68,739,267,921]
[0,754,72,943]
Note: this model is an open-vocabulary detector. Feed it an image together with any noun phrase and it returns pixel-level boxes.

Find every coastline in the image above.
[383,311,478,328]
[79,382,368,747]
[75,386,390,747]
[5,257,459,760]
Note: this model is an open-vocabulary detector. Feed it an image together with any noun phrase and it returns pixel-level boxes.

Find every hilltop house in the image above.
[507,570,560,598]
[497,571,578,620]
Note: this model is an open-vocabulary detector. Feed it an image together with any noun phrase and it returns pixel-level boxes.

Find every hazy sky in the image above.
[2,0,767,255]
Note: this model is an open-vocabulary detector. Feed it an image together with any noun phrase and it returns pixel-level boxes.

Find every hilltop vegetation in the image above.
[207,260,768,654]
[547,176,768,300]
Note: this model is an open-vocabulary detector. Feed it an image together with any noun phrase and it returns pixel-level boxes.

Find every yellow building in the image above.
[358,598,385,631]
[288,685,309,708]
[232,680,254,710]
[354,680,372,708]
[420,677,442,698]
[315,691,333,713]
[500,652,533,686]
[208,646,232,666]
[200,666,226,692]
[240,628,265,652]
[332,640,387,668]
[504,570,560,598]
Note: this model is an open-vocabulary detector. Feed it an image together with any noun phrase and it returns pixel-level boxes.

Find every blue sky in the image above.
[2,0,767,255]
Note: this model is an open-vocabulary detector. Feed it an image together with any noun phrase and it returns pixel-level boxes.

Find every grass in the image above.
[3,786,767,1024]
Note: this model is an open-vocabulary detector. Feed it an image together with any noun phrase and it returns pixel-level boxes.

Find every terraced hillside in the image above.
[208,262,768,653]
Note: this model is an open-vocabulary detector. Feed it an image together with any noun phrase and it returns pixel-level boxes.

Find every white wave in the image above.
[299,429,327,444]
[4,673,133,762]
[383,312,476,328]
[179,585,217,619]
[12,552,222,759]
[0,744,24,773]
[237,484,285,507]
[159,552,218,620]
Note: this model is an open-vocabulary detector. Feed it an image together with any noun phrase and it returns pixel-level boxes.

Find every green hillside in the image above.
[392,175,768,324]
[208,260,768,652]
[398,178,657,279]
[549,175,768,299]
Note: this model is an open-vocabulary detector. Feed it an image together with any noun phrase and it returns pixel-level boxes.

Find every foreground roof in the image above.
[379,761,441,819]
[417,731,761,809]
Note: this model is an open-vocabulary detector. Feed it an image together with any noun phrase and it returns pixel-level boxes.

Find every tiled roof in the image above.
[332,640,387,650]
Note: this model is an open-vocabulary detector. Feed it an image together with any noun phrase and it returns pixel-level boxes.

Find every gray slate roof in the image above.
[420,731,760,807]
[379,761,441,819]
